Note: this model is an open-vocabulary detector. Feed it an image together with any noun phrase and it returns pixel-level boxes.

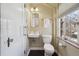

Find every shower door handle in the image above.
[7,37,13,47]
[7,37,10,47]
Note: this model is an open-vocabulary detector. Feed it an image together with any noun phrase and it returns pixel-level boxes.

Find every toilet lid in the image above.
[44,44,54,51]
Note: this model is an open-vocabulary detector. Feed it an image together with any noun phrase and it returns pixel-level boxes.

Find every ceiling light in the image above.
[35,8,39,12]
[31,7,39,12]
[31,8,34,12]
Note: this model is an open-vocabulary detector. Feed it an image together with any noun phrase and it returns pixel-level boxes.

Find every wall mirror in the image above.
[31,12,39,28]
[30,7,39,28]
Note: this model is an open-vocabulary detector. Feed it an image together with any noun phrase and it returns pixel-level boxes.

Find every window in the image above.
[60,10,79,43]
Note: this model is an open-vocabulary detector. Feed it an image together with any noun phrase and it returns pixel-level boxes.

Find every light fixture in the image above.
[31,8,34,12]
[35,8,39,12]
[31,7,39,12]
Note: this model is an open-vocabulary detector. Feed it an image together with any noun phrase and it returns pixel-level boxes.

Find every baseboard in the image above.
[54,49,61,56]
[30,47,44,50]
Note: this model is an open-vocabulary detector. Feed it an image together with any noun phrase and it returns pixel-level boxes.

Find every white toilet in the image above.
[42,35,54,56]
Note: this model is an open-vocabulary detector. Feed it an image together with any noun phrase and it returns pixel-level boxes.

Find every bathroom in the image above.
[25,3,57,56]
[0,3,79,56]
[0,3,58,56]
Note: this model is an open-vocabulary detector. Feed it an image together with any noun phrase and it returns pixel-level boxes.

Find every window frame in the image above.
[57,10,79,49]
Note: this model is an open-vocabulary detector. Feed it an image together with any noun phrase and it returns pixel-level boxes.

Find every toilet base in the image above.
[44,52,53,56]
[44,53,48,56]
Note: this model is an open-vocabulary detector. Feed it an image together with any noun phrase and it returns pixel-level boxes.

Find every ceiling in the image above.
[45,3,59,8]
[26,3,59,9]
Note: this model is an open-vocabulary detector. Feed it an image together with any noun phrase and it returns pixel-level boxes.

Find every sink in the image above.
[28,34,40,38]
[28,31,40,38]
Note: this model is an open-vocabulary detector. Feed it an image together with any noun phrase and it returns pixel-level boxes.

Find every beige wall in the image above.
[26,4,53,47]
[58,39,79,56]
[26,4,54,34]
[52,6,59,49]
[25,3,58,48]
[25,4,59,49]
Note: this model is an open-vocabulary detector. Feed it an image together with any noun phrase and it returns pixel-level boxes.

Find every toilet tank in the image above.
[42,35,52,44]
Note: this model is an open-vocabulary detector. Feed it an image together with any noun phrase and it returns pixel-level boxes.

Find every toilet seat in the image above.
[44,44,54,51]
[44,44,54,56]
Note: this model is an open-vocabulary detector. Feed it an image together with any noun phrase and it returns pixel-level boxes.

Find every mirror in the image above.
[31,12,39,28]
